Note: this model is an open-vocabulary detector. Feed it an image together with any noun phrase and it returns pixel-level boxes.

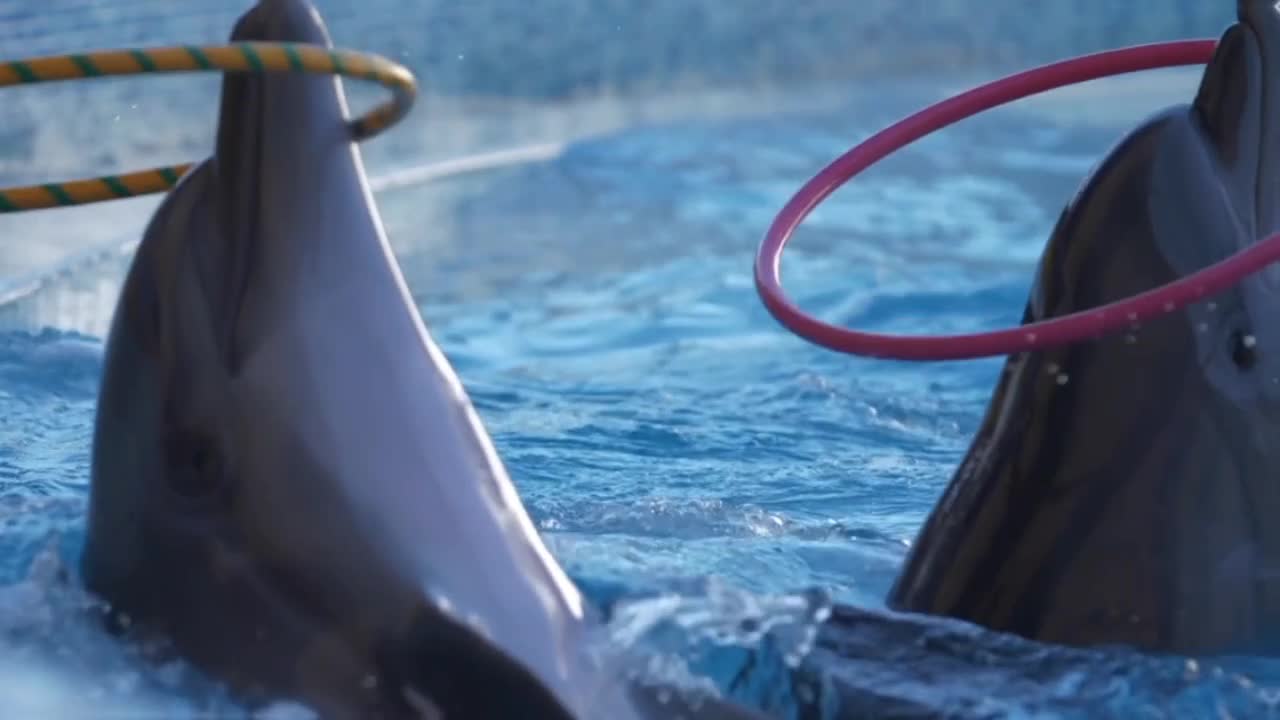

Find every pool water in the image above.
[4,78,1280,718]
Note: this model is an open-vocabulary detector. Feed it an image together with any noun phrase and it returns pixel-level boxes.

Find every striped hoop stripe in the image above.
[0,42,417,213]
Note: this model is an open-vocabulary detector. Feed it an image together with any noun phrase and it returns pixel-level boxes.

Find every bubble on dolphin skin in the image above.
[1045,366,1071,386]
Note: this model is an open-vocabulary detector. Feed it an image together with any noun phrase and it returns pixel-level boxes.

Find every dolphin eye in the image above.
[164,429,227,503]
[1231,330,1258,370]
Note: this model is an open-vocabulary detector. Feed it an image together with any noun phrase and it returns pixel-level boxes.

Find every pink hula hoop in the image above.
[754,39,1280,361]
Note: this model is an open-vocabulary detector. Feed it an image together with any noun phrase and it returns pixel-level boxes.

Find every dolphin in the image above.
[78,1,769,718]
[886,0,1280,657]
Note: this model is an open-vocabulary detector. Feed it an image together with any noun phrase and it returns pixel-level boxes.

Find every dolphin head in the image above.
[80,1,632,716]
[887,1,1280,655]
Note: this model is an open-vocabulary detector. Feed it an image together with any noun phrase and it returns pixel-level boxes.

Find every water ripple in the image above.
[0,91,1245,718]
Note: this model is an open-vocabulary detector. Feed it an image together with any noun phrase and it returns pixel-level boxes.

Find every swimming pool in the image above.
[3,75,1275,717]
[3,1,1279,718]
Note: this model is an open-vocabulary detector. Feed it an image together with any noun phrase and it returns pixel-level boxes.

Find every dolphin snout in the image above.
[372,602,580,719]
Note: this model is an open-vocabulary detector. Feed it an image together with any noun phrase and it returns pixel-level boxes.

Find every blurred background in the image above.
[0,1,1235,96]
[0,0,1234,293]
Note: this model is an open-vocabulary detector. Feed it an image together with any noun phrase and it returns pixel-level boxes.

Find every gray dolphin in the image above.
[79,1,768,718]
[887,0,1280,657]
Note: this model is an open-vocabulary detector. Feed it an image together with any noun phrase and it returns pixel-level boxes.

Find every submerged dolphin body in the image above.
[80,1,767,718]
[887,0,1280,656]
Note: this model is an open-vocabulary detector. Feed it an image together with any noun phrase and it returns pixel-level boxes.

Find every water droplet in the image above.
[1055,373,1069,385]
[1046,363,1060,374]
[1197,322,1209,333]
[1124,333,1137,344]
[1162,302,1175,312]
[1244,334,1258,349]
[1025,332,1037,343]
[1127,311,1138,322]
[1208,302,1218,312]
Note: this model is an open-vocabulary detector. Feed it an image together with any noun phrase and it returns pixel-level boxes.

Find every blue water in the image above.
[5,85,1280,718]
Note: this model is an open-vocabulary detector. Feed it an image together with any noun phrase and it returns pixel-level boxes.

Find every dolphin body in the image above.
[79,1,768,718]
[886,0,1280,657]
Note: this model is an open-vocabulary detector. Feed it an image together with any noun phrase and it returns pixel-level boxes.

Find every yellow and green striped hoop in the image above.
[0,42,417,214]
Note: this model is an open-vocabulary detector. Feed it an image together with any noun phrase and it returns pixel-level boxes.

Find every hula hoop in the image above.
[753,39,1280,361]
[0,43,417,214]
